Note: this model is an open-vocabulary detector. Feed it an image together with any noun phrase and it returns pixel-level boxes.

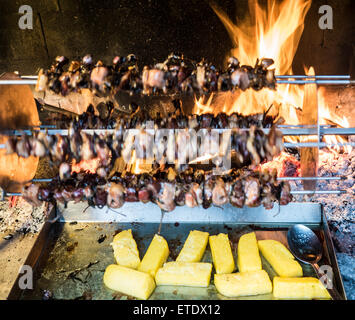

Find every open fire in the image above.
[194,0,352,166]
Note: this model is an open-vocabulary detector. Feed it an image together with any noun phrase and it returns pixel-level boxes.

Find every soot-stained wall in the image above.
[0,0,353,75]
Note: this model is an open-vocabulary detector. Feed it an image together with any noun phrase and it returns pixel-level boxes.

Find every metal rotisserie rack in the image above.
[0,57,354,300]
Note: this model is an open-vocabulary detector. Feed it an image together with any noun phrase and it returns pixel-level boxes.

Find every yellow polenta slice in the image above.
[155,262,212,287]
[103,264,155,300]
[111,229,140,269]
[237,232,262,272]
[273,277,331,299]
[258,240,303,277]
[138,234,169,277]
[209,233,235,274]
[176,230,209,262]
[215,270,272,297]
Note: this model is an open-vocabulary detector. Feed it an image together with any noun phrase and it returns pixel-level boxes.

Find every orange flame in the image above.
[213,0,310,75]
[259,151,300,177]
[318,87,352,154]
[193,0,311,117]
[194,0,351,155]
[71,158,101,173]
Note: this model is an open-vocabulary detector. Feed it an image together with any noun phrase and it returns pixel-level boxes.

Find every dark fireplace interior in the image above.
[0,0,353,76]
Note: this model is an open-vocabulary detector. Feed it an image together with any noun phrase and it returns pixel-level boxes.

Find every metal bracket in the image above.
[0,187,5,201]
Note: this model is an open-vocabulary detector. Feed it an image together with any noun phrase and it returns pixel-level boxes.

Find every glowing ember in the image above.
[71,158,101,173]
[127,150,152,174]
[258,152,300,177]
[8,195,19,208]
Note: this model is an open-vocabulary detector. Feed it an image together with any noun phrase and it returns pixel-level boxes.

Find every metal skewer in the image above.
[1,126,354,137]
[20,75,39,79]
[15,74,354,80]
[0,80,37,85]
[277,80,355,85]
[275,75,350,79]
[0,128,354,152]
[277,176,345,181]
[277,124,333,128]
[17,74,355,80]
[290,190,347,195]
[284,141,355,148]
[0,76,353,86]
[0,189,348,201]
[157,210,166,235]
[31,178,53,182]
[30,176,346,183]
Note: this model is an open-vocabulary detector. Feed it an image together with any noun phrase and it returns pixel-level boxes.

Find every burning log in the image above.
[300,67,318,190]
[0,73,40,193]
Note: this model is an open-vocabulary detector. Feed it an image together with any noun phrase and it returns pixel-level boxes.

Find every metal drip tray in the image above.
[8,202,346,300]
